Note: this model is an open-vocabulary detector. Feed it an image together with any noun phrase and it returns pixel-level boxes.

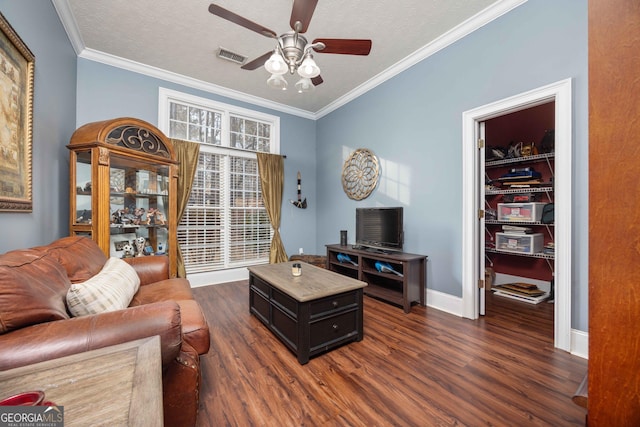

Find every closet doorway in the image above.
[461,79,573,352]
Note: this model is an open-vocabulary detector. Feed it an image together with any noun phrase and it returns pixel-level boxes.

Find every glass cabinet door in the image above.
[73,150,93,230]
[109,154,170,259]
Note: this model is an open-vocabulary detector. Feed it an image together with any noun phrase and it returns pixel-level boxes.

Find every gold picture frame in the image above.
[0,12,34,212]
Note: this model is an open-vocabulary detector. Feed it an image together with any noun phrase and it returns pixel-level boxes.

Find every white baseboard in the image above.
[570,329,589,359]
[187,267,249,288]
[426,288,464,317]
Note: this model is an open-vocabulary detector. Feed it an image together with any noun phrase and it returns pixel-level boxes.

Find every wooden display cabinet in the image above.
[68,117,178,277]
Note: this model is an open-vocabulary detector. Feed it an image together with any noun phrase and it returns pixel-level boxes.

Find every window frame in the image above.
[158,87,280,283]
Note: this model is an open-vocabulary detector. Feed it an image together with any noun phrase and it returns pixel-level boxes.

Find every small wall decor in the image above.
[0,13,35,212]
[342,148,379,200]
[290,171,307,209]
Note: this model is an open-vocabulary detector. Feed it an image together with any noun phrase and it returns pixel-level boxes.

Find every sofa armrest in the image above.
[162,342,201,427]
[0,301,182,371]
[123,256,170,285]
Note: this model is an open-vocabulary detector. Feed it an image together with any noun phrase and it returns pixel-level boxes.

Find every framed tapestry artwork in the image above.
[0,12,34,212]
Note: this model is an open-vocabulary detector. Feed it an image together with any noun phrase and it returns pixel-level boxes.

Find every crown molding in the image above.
[51,0,84,55]
[54,0,527,121]
[315,0,528,118]
[78,48,317,120]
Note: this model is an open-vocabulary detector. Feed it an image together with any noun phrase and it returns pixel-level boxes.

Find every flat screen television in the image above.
[355,207,403,252]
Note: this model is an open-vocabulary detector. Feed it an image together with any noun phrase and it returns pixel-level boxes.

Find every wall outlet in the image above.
[299,247,303,255]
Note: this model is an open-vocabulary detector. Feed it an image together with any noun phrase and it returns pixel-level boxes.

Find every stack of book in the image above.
[501,225,533,234]
[492,282,549,304]
[496,167,542,187]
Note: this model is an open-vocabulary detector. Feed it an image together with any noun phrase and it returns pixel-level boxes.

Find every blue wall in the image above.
[0,1,77,252]
[316,0,588,330]
[75,59,318,256]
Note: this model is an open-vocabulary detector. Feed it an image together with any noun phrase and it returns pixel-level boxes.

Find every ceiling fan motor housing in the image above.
[280,32,308,73]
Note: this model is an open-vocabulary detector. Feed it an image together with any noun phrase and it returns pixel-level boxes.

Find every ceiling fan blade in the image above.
[290,0,318,33]
[311,75,323,86]
[241,52,272,70]
[208,4,277,38]
[313,39,372,55]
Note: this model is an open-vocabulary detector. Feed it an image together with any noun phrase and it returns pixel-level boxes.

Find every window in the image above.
[159,88,279,274]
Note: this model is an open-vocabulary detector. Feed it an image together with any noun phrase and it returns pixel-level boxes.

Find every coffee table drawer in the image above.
[310,309,358,349]
[272,306,297,350]
[272,288,297,317]
[250,289,270,323]
[310,292,358,317]
[250,276,271,297]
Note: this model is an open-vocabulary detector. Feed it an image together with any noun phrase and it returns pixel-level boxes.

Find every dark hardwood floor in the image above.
[193,282,587,426]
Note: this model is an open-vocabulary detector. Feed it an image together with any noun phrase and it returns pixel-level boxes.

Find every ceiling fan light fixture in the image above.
[209,2,374,95]
[267,73,288,90]
[297,54,320,78]
[265,51,287,75]
[295,77,315,93]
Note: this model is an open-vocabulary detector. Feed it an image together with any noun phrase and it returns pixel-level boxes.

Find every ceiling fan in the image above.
[208,0,372,92]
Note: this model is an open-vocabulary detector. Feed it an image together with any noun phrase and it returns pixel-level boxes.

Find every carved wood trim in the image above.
[105,125,171,158]
[98,147,110,166]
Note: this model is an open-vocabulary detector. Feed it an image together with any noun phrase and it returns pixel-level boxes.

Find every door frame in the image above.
[461,78,573,352]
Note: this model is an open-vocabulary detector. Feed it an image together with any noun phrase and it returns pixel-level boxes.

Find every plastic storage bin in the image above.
[497,202,546,222]
[495,232,544,254]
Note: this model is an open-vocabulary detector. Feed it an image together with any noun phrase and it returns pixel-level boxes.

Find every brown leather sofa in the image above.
[0,236,210,426]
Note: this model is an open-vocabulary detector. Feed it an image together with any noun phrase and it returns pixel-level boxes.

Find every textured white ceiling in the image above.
[61,0,514,116]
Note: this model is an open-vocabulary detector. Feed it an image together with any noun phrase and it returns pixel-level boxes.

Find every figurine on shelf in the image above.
[119,207,135,225]
[111,209,122,224]
[135,236,146,257]
[146,208,155,225]
[146,208,166,226]
[154,210,166,225]
[143,239,155,255]
[133,207,146,225]
[76,209,91,223]
[121,243,134,258]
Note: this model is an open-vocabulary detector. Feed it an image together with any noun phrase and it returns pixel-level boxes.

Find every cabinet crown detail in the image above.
[68,117,176,163]
[106,125,171,158]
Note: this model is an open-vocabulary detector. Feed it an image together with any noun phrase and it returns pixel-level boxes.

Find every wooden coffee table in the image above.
[248,261,367,364]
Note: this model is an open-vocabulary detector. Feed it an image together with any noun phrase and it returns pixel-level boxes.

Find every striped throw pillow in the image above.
[66,257,140,317]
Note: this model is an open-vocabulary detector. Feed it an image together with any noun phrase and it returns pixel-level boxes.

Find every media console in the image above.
[326,244,427,313]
